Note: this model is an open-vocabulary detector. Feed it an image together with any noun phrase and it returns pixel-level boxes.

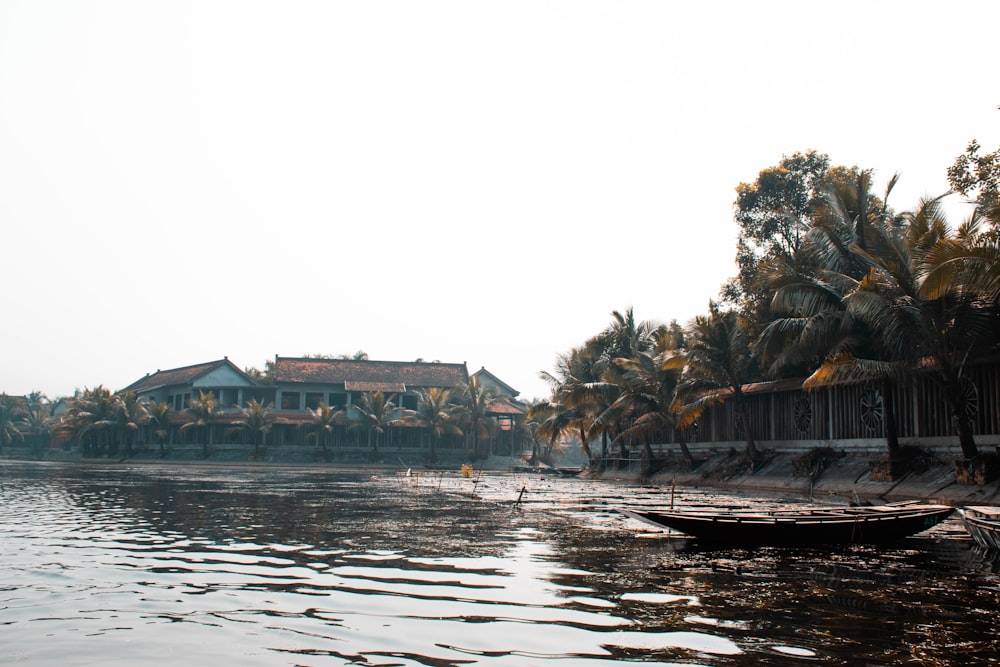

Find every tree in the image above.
[146,401,174,458]
[610,326,694,472]
[725,151,831,318]
[111,390,148,458]
[948,138,1000,224]
[234,399,274,456]
[0,394,26,453]
[349,391,397,463]
[757,170,912,459]
[393,387,463,463]
[455,377,500,460]
[58,386,116,456]
[681,301,763,463]
[180,390,220,458]
[538,342,607,467]
[305,403,338,459]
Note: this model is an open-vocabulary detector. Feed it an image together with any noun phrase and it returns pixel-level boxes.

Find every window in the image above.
[305,392,324,410]
[281,392,301,410]
[401,394,418,410]
[328,392,347,409]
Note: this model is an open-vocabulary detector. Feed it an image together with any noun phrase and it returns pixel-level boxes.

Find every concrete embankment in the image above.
[598,449,1000,506]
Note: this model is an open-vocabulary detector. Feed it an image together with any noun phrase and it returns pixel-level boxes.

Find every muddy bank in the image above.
[593,449,1000,506]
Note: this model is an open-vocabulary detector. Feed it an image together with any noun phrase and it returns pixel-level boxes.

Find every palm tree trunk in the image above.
[882,381,901,461]
[734,393,761,462]
[675,429,694,466]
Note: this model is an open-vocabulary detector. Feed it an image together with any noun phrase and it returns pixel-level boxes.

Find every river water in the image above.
[1,461,998,666]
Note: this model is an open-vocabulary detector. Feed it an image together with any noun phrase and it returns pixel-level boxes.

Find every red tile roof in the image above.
[274,357,470,389]
[124,359,252,393]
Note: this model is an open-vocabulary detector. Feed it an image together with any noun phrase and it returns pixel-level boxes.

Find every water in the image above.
[1,462,998,666]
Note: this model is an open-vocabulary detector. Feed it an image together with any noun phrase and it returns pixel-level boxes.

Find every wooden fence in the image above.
[680,359,1000,452]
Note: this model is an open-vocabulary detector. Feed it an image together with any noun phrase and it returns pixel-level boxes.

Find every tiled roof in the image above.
[123,358,254,393]
[274,357,470,389]
[487,395,527,416]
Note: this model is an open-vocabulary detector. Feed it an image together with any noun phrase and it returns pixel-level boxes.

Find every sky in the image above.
[1,1,998,402]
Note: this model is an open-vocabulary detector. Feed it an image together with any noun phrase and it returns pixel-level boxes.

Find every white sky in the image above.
[2,1,998,402]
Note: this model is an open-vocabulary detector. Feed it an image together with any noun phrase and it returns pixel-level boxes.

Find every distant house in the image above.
[124,358,259,411]
[121,356,526,457]
[271,356,471,413]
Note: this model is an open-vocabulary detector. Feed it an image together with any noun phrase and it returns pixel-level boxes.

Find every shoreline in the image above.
[5,447,1000,507]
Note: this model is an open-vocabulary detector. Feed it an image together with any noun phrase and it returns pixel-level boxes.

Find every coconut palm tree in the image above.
[234,398,274,456]
[18,402,52,454]
[610,327,693,471]
[454,377,500,460]
[538,343,607,467]
[180,390,220,458]
[0,394,26,454]
[393,387,463,463]
[681,301,762,463]
[110,390,148,458]
[756,172,911,459]
[146,401,174,458]
[305,403,338,460]
[349,391,397,463]
[58,386,116,456]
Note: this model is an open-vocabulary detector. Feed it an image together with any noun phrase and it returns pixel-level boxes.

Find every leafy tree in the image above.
[948,138,1000,224]
[725,151,831,317]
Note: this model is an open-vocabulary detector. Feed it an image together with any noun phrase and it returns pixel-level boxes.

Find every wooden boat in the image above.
[620,503,954,546]
[958,506,1000,549]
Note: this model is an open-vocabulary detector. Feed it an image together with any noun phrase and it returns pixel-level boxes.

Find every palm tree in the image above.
[110,390,148,458]
[19,402,52,454]
[146,401,174,458]
[349,391,397,463]
[455,377,500,460]
[0,394,26,454]
[234,398,274,456]
[757,172,911,459]
[305,403,338,459]
[180,390,220,458]
[681,301,762,463]
[610,327,694,471]
[58,386,116,456]
[538,343,606,467]
[393,387,463,463]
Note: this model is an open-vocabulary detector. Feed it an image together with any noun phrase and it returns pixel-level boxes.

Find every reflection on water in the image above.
[1,461,998,666]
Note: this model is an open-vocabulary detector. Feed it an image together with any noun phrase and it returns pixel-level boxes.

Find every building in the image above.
[124,356,526,458]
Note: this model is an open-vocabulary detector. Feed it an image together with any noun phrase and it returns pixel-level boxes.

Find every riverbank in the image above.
[6,444,1000,506]
[593,448,1000,506]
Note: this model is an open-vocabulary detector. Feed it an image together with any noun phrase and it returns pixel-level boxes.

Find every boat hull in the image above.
[621,505,954,546]
[958,507,1000,549]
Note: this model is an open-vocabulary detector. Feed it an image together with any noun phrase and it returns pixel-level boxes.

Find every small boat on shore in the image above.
[620,503,954,546]
[958,506,1000,549]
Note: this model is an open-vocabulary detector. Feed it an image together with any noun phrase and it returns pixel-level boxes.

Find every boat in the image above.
[958,506,1000,549]
[619,503,954,546]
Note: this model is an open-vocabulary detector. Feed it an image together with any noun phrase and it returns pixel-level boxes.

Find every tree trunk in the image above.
[675,428,694,466]
[735,396,760,462]
[882,381,901,461]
